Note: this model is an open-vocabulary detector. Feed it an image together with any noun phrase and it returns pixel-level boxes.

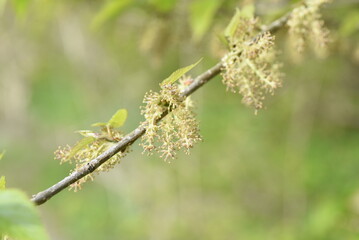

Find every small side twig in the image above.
[262,12,291,33]
[31,11,291,206]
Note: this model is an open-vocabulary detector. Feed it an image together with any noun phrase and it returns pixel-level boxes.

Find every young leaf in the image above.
[160,58,203,86]
[91,0,133,30]
[91,122,108,127]
[0,150,4,160]
[68,137,96,159]
[224,5,254,41]
[224,8,241,39]
[189,0,222,42]
[0,189,49,240]
[108,109,128,128]
[0,177,5,190]
[77,130,101,138]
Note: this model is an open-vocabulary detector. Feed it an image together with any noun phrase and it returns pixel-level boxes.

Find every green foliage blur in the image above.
[0,188,49,240]
[1,0,359,239]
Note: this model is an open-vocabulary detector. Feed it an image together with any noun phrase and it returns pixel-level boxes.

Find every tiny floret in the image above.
[287,0,331,62]
[141,79,201,162]
[221,14,283,111]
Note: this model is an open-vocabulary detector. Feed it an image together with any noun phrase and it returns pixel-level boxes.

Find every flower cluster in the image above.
[55,127,128,191]
[141,80,201,162]
[287,0,331,62]
[222,16,283,111]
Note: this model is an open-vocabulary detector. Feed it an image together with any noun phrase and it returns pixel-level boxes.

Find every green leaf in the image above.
[76,130,98,138]
[160,58,203,86]
[148,0,176,13]
[0,151,4,161]
[91,0,133,30]
[189,0,222,42]
[224,5,254,39]
[224,8,241,39]
[0,189,49,240]
[0,177,5,190]
[68,137,96,159]
[217,33,228,48]
[108,109,128,128]
[91,122,108,127]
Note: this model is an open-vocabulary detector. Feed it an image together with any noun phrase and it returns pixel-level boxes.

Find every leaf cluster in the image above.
[54,109,128,191]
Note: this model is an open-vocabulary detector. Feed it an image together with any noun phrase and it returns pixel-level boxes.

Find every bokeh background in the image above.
[1,0,359,239]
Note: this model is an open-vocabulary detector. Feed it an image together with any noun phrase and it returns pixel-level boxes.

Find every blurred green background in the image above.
[1,0,359,239]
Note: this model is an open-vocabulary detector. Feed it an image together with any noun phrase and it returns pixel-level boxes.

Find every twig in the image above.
[262,12,291,33]
[31,11,291,206]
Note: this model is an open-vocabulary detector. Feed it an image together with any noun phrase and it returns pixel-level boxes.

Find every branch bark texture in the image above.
[31,13,291,206]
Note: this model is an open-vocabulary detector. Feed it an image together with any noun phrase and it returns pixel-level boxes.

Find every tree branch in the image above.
[31,12,291,206]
